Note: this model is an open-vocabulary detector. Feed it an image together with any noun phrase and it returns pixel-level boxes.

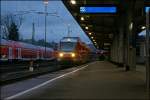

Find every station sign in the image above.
[80,6,117,14]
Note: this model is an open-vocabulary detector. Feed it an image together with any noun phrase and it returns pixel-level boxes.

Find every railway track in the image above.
[0,60,59,84]
[0,60,89,85]
[1,60,58,73]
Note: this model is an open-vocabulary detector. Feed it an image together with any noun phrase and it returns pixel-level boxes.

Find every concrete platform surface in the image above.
[1,61,149,100]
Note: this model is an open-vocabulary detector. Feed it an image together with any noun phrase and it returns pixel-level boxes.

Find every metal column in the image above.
[44,4,47,58]
[146,8,150,91]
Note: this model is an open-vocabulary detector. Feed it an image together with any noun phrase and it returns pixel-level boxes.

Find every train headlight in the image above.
[59,53,64,57]
[71,53,75,57]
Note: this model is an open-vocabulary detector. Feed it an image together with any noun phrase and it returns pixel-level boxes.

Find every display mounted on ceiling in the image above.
[80,6,117,14]
[145,7,150,13]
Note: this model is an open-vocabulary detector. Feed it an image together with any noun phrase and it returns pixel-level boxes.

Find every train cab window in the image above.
[60,42,76,52]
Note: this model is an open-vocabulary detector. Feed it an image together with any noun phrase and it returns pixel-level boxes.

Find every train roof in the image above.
[1,39,9,45]
[1,39,54,51]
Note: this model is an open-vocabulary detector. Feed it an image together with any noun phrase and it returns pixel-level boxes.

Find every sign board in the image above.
[145,7,150,13]
[80,6,117,14]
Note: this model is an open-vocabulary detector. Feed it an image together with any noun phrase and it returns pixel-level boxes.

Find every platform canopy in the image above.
[63,0,149,49]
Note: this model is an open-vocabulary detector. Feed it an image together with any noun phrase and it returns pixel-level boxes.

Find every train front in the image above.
[57,38,77,63]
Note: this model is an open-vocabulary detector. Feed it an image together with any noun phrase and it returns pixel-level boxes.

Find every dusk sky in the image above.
[1,0,92,43]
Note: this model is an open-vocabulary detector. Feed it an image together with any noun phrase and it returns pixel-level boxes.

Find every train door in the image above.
[8,47,13,60]
[41,51,44,60]
[37,51,39,59]
[17,48,21,59]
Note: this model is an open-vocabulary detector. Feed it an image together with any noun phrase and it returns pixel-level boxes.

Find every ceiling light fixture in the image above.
[89,32,92,35]
[85,26,88,30]
[141,26,146,30]
[129,22,133,30]
[70,0,76,5]
[81,17,84,21]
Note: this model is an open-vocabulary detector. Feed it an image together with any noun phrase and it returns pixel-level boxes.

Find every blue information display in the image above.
[80,7,117,13]
[145,7,150,12]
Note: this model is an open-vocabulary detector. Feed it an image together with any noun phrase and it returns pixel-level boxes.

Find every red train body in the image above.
[0,39,55,61]
[57,37,90,63]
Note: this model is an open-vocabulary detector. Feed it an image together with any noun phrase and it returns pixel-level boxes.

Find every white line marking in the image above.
[5,65,88,100]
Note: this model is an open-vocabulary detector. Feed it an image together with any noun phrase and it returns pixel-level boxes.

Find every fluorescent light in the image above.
[141,26,146,30]
[70,0,76,5]
[129,22,133,30]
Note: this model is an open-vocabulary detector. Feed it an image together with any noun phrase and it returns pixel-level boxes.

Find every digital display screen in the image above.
[80,7,117,13]
[145,7,150,12]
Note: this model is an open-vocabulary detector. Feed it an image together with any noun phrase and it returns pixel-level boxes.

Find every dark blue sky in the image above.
[1,0,92,43]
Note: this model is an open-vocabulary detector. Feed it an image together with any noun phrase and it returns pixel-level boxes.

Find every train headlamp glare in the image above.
[71,53,75,57]
[59,53,64,57]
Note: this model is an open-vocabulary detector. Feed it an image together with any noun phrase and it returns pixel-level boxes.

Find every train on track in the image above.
[57,37,91,63]
[0,39,56,62]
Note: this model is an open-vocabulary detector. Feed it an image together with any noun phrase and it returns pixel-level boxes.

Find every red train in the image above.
[0,39,55,61]
[57,37,91,63]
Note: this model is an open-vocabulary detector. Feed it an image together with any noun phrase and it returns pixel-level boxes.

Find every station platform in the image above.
[1,61,149,100]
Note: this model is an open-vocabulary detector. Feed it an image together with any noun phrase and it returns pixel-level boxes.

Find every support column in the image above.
[110,33,119,63]
[124,1,136,71]
[110,16,124,65]
[118,17,124,64]
[146,8,150,91]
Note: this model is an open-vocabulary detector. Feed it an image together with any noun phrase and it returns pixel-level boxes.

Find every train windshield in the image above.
[60,42,76,52]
